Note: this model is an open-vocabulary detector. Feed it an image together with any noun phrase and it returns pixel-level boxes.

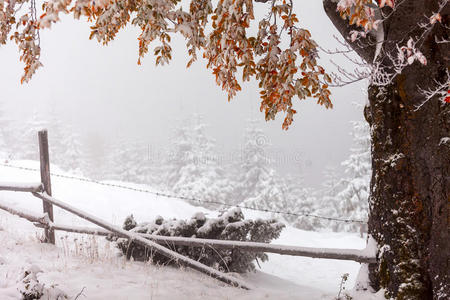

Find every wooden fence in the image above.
[0,130,376,290]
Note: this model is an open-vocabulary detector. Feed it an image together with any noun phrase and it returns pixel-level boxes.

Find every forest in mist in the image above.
[0,104,369,233]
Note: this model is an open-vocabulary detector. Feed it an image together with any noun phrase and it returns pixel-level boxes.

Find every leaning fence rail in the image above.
[0,129,377,290]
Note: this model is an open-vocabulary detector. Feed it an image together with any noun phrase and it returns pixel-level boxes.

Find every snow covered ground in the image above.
[0,160,379,299]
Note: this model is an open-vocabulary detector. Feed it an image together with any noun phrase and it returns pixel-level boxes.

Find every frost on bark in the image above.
[325,0,449,298]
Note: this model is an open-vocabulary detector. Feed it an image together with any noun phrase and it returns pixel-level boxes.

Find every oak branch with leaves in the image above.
[2,0,337,129]
[3,0,446,124]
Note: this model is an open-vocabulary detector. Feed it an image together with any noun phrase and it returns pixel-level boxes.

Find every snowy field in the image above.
[0,160,379,299]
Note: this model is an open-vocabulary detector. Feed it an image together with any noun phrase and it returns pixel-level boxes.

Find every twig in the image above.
[74,287,86,300]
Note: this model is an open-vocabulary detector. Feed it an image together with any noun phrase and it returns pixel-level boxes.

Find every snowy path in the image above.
[0,161,371,299]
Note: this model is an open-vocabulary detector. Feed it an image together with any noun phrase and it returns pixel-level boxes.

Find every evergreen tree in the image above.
[321,165,341,197]
[243,169,287,211]
[284,174,321,231]
[59,122,84,174]
[165,125,193,189]
[236,120,291,216]
[143,143,165,188]
[108,139,149,183]
[82,133,108,180]
[234,120,272,204]
[165,116,232,208]
[335,121,371,232]
[317,165,343,232]
[18,111,48,160]
[315,122,371,233]
[45,112,66,169]
[0,103,10,159]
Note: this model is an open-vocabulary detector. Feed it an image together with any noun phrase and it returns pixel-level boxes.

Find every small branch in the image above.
[74,287,86,300]
[323,0,377,64]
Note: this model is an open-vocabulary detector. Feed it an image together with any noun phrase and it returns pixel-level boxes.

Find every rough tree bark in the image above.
[324,1,449,299]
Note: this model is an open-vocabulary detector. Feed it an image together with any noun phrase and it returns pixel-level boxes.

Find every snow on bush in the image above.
[17,265,68,300]
[114,208,285,273]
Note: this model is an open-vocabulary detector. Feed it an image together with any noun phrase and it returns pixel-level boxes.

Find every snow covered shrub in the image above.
[17,266,44,300]
[17,265,68,300]
[114,208,285,273]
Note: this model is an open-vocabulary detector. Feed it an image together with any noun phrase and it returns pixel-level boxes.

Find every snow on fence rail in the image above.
[0,200,374,263]
[44,223,375,263]
[0,182,43,193]
[0,129,377,289]
[0,198,376,264]
[0,200,47,223]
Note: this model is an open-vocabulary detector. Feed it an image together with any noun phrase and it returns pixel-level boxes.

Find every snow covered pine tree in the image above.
[335,120,371,233]
[165,118,232,208]
[237,120,289,212]
[1,0,448,298]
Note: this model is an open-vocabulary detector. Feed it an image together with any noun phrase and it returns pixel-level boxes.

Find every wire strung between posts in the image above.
[0,162,366,224]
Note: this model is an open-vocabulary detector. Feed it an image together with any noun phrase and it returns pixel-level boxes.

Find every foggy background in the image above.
[0,0,367,188]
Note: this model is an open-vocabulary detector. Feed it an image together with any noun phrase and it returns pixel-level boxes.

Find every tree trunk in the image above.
[365,2,449,299]
[324,1,449,299]
[367,78,449,299]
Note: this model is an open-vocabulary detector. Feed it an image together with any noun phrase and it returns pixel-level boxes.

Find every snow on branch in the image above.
[370,36,429,87]
[417,69,450,111]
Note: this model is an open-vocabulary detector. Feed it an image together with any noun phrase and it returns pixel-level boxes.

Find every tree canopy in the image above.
[3,0,446,126]
[1,0,400,129]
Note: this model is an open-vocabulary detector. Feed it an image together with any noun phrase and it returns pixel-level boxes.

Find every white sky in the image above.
[0,0,368,188]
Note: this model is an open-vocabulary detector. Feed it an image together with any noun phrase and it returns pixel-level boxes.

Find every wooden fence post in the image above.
[38,130,55,244]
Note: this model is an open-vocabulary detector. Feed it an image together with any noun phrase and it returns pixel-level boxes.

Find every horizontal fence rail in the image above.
[0,182,43,193]
[0,200,47,223]
[0,196,376,264]
[35,223,375,263]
